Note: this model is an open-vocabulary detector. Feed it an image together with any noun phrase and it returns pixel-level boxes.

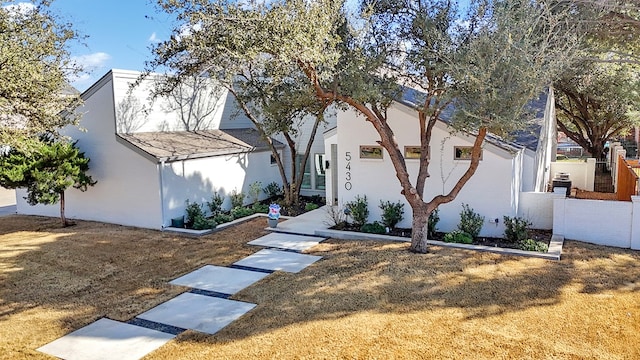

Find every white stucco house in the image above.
[15,69,335,229]
[323,94,551,238]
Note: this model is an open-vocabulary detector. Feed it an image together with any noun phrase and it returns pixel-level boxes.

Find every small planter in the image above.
[171,216,185,228]
[267,217,279,228]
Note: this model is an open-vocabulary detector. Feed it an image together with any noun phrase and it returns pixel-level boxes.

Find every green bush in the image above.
[192,216,216,230]
[379,200,404,229]
[263,181,283,199]
[206,192,224,216]
[305,202,320,211]
[213,213,234,225]
[185,200,205,223]
[249,181,262,204]
[361,221,386,234]
[443,230,473,244]
[231,206,255,219]
[518,239,548,252]
[230,189,245,208]
[503,216,532,243]
[428,208,440,238]
[458,203,484,238]
[252,203,269,213]
[346,195,369,227]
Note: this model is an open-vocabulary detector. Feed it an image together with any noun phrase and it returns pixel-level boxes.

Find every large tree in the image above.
[0,0,83,149]
[147,0,336,205]
[150,0,580,252]
[0,138,96,226]
[555,62,640,159]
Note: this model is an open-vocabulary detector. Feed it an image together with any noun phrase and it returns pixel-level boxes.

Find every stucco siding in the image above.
[161,150,282,225]
[335,103,517,237]
[16,74,163,229]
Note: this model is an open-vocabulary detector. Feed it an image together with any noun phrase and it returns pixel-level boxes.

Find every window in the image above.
[454,146,482,160]
[296,155,311,189]
[270,154,277,165]
[404,146,429,160]
[359,145,383,159]
[315,153,326,190]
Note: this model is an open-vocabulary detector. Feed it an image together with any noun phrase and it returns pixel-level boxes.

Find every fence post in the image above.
[585,158,596,191]
[552,192,567,237]
[632,196,640,250]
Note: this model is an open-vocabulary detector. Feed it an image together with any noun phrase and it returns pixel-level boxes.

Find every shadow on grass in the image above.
[1,215,639,355]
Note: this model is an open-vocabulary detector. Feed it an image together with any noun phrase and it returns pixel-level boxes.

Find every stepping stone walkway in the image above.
[37,231,326,359]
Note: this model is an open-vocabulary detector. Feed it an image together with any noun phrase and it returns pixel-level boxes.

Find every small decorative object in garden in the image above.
[268,203,281,228]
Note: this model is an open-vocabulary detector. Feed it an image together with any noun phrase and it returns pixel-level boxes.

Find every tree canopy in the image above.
[149,0,582,252]
[0,0,83,149]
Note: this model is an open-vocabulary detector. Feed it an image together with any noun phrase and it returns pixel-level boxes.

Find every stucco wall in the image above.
[17,75,163,229]
[549,159,596,191]
[518,192,554,230]
[161,150,282,225]
[553,196,633,248]
[334,103,521,238]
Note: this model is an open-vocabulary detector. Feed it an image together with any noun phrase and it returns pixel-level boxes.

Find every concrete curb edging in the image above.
[163,213,294,237]
[315,229,564,260]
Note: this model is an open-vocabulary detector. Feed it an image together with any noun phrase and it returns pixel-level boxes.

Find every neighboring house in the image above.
[16,69,335,229]
[324,95,548,238]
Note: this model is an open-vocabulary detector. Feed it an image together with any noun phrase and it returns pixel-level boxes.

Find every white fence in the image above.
[518,192,554,230]
[553,195,640,250]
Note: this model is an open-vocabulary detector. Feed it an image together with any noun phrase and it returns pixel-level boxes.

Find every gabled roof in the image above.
[397,87,545,152]
[117,128,283,163]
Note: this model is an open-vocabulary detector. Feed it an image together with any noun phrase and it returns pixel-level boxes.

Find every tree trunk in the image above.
[410,204,430,253]
[59,191,68,227]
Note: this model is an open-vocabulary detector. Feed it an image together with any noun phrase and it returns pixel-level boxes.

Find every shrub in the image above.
[252,203,269,213]
[213,213,234,225]
[428,208,440,238]
[230,189,245,208]
[185,200,205,223]
[361,221,386,234]
[518,239,548,252]
[192,216,216,230]
[443,230,473,244]
[458,203,484,238]
[346,195,369,227]
[249,181,262,204]
[263,181,283,199]
[305,202,320,211]
[503,216,532,244]
[231,206,254,219]
[324,205,346,227]
[379,200,404,229]
[206,192,224,216]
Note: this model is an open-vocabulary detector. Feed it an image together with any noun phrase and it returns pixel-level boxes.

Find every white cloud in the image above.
[3,2,36,16]
[148,32,162,43]
[73,52,111,69]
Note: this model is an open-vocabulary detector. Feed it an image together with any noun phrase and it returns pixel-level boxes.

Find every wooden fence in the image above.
[616,156,639,201]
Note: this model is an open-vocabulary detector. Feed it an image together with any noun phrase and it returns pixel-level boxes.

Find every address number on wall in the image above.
[345,151,352,190]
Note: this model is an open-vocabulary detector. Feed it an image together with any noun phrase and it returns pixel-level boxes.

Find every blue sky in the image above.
[47,0,173,91]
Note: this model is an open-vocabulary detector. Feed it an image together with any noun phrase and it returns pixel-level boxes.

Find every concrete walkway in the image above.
[271,205,332,235]
[38,228,327,360]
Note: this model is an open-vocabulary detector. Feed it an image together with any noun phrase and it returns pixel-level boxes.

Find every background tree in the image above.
[150,0,580,252]
[0,0,83,149]
[0,138,96,226]
[555,62,640,159]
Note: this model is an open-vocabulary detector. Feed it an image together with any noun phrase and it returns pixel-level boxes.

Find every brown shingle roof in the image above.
[117,128,283,162]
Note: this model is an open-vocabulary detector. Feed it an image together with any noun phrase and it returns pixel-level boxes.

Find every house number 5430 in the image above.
[345,152,352,190]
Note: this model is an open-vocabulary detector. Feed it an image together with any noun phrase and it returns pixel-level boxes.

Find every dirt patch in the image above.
[574,188,618,200]
[2,215,640,359]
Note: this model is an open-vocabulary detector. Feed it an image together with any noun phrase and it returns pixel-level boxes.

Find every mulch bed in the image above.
[332,223,552,251]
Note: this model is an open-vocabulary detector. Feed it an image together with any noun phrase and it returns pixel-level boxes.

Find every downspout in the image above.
[158,160,166,229]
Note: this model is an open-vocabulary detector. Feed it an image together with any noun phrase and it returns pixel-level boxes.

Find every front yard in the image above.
[1,215,639,359]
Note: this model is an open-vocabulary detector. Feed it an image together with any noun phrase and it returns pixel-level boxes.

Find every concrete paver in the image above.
[169,265,269,294]
[37,318,175,360]
[233,248,322,273]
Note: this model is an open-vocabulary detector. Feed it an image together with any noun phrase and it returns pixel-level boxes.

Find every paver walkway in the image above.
[38,228,327,360]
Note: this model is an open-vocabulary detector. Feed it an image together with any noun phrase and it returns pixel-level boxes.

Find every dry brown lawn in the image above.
[1,215,639,359]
